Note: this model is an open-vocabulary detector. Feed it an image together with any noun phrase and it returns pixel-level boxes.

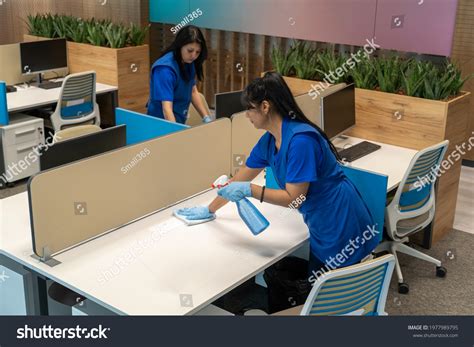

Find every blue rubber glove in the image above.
[218,182,252,202]
[202,115,212,123]
[176,206,214,220]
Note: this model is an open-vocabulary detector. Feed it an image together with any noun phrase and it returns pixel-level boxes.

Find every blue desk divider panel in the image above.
[265,164,387,242]
[342,166,388,242]
[0,81,9,125]
[115,108,189,145]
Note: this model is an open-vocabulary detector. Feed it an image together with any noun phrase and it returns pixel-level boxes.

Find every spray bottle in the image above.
[213,175,270,235]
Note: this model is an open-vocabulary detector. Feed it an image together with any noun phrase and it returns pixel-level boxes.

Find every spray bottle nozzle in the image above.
[212,175,229,189]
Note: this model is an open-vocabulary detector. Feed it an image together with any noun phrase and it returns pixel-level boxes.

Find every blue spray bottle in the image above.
[213,175,270,235]
[0,81,9,126]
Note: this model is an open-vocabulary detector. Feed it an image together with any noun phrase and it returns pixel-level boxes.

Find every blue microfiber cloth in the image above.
[173,210,216,226]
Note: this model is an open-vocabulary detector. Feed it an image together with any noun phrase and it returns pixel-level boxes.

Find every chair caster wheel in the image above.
[436,266,447,278]
[398,282,409,294]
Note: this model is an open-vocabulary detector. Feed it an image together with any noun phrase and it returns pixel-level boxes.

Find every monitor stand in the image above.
[32,73,62,90]
[30,72,45,88]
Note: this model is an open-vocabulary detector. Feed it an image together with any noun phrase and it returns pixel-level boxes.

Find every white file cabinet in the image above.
[0,114,44,187]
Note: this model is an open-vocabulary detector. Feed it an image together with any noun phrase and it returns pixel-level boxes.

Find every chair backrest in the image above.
[391,140,449,213]
[51,71,100,131]
[53,125,102,143]
[301,254,395,316]
[187,92,209,126]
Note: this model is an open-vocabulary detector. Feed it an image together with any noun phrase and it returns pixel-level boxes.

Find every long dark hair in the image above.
[160,25,208,82]
[241,72,341,161]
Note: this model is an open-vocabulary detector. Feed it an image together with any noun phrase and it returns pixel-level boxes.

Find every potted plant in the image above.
[268,41,322,96]
[25,14,150,114]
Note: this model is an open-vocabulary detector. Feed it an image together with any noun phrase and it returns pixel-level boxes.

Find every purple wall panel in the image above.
[375,0,458,56]
[152,0,460,56]
[241,0,377,47]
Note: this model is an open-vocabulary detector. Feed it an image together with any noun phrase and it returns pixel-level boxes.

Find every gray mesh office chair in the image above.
[51,71,100,132]
[377,140,449,294]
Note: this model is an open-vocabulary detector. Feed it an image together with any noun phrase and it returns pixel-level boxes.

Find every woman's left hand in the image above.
[218,182,252,202]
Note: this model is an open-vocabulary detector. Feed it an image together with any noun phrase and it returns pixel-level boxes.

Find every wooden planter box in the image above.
[24,35,150,116]
[347,88,471,245]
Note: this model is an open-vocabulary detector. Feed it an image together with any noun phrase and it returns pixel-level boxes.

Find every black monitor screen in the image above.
[20,39,68,75]
[321,84,355,139]
[215,90,244,119]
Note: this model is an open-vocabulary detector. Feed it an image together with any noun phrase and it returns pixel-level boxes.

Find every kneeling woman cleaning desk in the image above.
[178,72,378,274]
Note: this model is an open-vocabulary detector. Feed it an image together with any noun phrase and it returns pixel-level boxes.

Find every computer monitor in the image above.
[215,90,245,119]
[19,39,68,79]
[40,125,126,171]
[320,83,355,139]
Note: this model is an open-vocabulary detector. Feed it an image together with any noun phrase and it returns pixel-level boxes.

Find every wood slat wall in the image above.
[451,0,474,161]
[150,23,289,108]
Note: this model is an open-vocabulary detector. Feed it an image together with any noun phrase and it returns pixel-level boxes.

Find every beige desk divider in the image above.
[230,111,265,175]
[295,82,348,127]
[28,118,232,264]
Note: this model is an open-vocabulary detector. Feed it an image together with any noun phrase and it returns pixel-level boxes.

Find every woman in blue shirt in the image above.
[148,25,211,124]
[180,72,377,276]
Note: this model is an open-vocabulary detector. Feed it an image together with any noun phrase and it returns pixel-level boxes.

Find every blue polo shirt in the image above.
[246,117,377,268]
[147,52,196,124]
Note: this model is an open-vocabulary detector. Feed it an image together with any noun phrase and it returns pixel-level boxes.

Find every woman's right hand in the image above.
[176,206,214,220]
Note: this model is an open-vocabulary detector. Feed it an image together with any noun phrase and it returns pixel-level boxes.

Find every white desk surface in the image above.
[0,139,417,315]
[6,83,118,113]
[1,181,309,315]
[333,136,417,191]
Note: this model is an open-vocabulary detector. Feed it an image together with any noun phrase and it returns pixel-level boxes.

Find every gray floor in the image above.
[385,229,474,315]
[0,177,28,199]
[454,166,474,234]
[1,166,473,315]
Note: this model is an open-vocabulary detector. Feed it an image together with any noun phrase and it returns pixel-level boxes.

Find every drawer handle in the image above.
[17,144,37,152]
[15,128,36,136]
[130,63,139,73]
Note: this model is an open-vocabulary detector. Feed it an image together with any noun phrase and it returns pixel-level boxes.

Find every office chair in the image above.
[53,124,101,143]
[246,254,395,316]
[376,140,449,294]
[187,92,210,126]
[51,71,100,132]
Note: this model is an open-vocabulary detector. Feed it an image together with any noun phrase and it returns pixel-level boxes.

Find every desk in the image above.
[0,139,416,315]
[2,178,308,315]
[333,136,417,191]
[7,83,118,126]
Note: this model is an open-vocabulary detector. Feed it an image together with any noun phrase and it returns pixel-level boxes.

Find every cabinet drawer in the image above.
[3,140,42,181]
[2,122,44,146]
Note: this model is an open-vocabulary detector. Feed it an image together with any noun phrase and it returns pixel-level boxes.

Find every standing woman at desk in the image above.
[147,25,211,124]
[179,72,377,276]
